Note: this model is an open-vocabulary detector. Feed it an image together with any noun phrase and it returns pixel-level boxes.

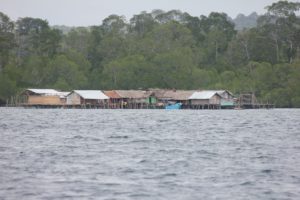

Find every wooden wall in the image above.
[28,96,62,105]
[66,92,81,105]
[209,95,221,104]
[190,95,221,105]
[190,99,210,105]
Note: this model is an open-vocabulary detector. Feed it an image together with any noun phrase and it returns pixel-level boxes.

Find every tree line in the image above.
[0,1,300,107]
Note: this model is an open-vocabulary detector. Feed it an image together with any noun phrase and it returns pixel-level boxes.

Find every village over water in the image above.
[6,89,274,109]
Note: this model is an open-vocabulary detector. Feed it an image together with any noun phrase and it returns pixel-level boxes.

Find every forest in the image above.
[0,1,300,107]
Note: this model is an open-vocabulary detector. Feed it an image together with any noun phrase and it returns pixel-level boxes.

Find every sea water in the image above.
[0,108,300,199]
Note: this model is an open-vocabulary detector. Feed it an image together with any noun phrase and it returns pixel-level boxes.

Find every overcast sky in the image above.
[0,0,298,26]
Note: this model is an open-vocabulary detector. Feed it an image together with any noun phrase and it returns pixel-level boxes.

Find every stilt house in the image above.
[22,89,69,106]
[66,90,109,106]
[206,90,235,107]
[104,90,123,108]
[111,90,156,108]
[188,91,222,107]
[152,89,196,106]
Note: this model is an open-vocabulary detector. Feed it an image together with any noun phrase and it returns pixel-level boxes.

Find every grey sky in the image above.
[0,0,297,26]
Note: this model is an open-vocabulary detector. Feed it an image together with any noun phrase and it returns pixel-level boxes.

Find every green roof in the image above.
[221,101,235,106]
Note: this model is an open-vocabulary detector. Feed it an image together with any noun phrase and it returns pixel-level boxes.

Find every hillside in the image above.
[1,1,300,107]
[232,12,259,30]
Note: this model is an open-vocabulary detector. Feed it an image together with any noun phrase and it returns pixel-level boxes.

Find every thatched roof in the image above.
[151,89,197,101]
[115,90,152,99]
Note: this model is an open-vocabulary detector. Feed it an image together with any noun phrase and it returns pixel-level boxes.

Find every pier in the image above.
[236,93,275,109]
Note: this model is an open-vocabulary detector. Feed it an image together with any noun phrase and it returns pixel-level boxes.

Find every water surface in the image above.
[0,108,300,199]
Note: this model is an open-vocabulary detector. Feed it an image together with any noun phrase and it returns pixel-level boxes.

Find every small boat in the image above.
[165,103,182,110]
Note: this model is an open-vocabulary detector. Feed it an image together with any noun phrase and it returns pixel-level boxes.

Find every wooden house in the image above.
[66,90,109,106]
[111,90,156,108]
[104,90,123,108]
[22,89,69,106]
[188,91,222,107]
[212,90,234,107]
[58,92,71,104]
[217,90,234,100]
[152,89,196,106]
[114,90,153,103]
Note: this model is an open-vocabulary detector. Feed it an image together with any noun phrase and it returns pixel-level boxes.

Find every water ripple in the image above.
[0,108,300,199]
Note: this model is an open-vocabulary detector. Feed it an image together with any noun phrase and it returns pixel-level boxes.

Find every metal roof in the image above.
[104,90,122,99]
[189,91,220,99]
[27,89,60,95]
[26,89,70,97]
[72,90,109,100]
[206,90,233,96]
[57,92,70,98]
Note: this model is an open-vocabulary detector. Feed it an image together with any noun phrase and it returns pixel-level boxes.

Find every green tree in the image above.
[20,56,50,87]
[151,48,197,89]
[143,21,195,56]
[46,55,88,90]
[288,61,300,107]
[87,25,103,69]
[154,10,188,24]
[266,1,300,17]
[92,15,129,66]
[129,11,157,37]
[259,0,300,63]
[63,27,90,56]
[15,17,61,59]
[102,55,151,89]
[0,12,15,70]
[0,73,17,103]
[201,12,236,64]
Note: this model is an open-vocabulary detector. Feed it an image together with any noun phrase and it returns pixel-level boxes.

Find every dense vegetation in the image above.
[0,1,300,107]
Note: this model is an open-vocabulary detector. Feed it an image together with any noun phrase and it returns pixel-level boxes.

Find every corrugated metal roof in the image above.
[73,90,109,100]
[189,91,219,99]
[206,90,233,96]
[57,92,70,98]
[26,89,70,97]
[104,90,122,99]
[27,89,60,95]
